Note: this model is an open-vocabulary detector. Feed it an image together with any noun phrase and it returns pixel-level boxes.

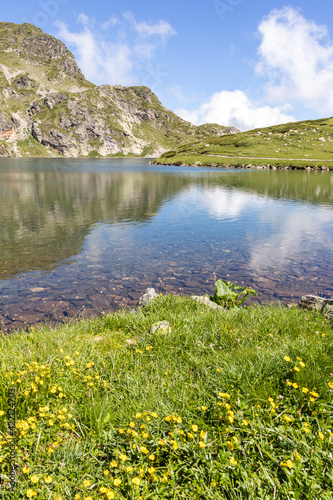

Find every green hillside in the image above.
[152,117,333,169]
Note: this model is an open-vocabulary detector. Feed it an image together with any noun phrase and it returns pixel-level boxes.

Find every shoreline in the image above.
[1,288,331,333]
[151,160,333,170]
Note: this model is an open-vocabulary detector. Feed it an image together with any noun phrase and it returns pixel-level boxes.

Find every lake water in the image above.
[1,158,333,330]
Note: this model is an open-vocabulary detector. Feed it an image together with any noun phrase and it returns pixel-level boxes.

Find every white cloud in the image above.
[176,90,295,131]
[54,12,176,86]
[123,12,176,40]
[257,6,333,114]
[54,20,134,85]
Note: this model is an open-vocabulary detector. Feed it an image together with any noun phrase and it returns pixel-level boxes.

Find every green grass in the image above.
[16,136,53,157]
[152,117,333,169]
[0,295,332,499]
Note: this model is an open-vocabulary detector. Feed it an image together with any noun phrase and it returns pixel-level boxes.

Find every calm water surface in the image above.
[1,158,333,329]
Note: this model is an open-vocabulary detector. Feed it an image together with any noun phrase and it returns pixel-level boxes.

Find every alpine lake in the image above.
[1,157,332,330]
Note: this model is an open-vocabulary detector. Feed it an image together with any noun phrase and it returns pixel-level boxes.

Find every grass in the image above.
[0,294,332,499]
[152,117,333,169]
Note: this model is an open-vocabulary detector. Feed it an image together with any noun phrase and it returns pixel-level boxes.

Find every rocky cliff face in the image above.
[0,22,238,158]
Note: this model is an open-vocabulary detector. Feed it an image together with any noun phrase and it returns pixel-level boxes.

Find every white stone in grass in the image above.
[151,321,172,335]
[191,295,224,311]
[92,336,104,342]
[138,288,159,307]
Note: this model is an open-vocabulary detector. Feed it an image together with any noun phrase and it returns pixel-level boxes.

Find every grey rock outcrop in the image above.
[0,112,15,139]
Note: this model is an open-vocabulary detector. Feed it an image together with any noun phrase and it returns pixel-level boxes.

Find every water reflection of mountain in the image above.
[0,164,332,280]
[0,170,194,279]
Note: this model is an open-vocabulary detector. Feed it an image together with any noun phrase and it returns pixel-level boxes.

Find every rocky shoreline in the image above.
[151,160,332,171]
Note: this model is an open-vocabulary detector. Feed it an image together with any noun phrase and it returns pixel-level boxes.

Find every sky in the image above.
[2,0,333,131]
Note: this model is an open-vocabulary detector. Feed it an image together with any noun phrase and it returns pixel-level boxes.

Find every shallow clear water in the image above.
[0,158,332,329]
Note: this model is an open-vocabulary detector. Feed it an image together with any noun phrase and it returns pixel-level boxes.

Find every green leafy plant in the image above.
[208,279,257,308]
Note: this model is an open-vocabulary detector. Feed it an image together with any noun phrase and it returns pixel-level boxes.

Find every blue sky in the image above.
[2,0,333,130]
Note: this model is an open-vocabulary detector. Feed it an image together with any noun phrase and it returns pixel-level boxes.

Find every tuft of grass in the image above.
[0,295,332,498]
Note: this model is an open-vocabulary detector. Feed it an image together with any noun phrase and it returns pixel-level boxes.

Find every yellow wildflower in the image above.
[227,441,234,450]
[114,478,122,486]
[26,490,37,498]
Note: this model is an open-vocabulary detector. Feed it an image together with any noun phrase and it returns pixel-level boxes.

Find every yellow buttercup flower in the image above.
[132,477,140,485]
[149,454,155,461]
[107,492,115,499]
[30,475,39,484]
[199,441,205,448]
[26,490,37,498]
[44,476,53,483]
[114,478,122,486]
[284,356,291,362]
[229,457,237,466]
[227,441,234,450]
[192,424,198,432]
[281,459,294,469]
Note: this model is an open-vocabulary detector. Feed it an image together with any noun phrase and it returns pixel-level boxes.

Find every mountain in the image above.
[0,22,238,158]
[152,118,333,169]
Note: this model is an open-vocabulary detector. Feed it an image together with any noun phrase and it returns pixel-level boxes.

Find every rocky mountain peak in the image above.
[0,21,238,159]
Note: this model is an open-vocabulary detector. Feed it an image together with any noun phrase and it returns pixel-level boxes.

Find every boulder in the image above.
[138,288,159,307]
[191,295,224,311]
[299,295,333,322]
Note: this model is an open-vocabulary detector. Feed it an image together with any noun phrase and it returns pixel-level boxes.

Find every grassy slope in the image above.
[152,117,333,169]
[0,295,332,499]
